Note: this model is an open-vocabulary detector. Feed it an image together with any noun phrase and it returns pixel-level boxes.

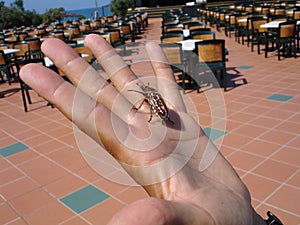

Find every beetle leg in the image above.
[148,111,153,122]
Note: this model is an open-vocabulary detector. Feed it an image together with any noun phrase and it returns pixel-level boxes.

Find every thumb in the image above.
[107,197,212,225]
[107,197,181,225]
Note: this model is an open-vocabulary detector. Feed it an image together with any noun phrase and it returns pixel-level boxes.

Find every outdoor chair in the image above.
[17,31,29,41]
[0,50,13,85]
[216,11,230,32]
[160,33,184,44]
[106,29,123,47]
[16,58,53,112]
[0,44,8,50]
[12,41,30,61]
[193,39,227,92]
[250,17,268,55]
[119,24,135,43]
[72,43,94,64]
[267,15,288,22]
[240,16,264,46]
[225,14,238,38]
[164,24,184,35]
[265,21,297,60]
[190,31,216,40]
[185,22,205,30]
[24,37,43,59]
[160,43,188,93]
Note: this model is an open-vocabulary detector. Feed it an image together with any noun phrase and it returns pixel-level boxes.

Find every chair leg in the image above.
[25,89,32,104]
[278,43,282,61]
[265,41,268,58]
[0,71,4,83]
[20,86,28,112]
[294,41,297,58]
[222,69,227,92]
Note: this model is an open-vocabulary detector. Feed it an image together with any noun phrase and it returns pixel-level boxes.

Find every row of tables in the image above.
[237,18,300,28]
[177,19,299,51]
[260,19,300,28]
[3,38,87,69]
[3,48,54,67]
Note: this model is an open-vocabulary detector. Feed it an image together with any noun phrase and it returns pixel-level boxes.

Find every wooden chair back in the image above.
[195,39,225,63]
[160,33,184,43]
[26,38,41,51]
[191,31,215,40]
[17,32,28,41]
[108,30,123,47]
[165,25,183,34]
[0,44,8,50]
[0,50,7,65]
[261,6,270,15]
[72,44,94,63]
[90,21,102,29]
[251,18,267,33]
[267,15,287,22]
[79,24,91,33]
[160,43,183,65]
[52,31,66,41]
[188,23,206,31]
[274,8,285,16]
[293,10,300,20]
[278,21,296,38]
[101,33,111,44]
[12,41,30,59]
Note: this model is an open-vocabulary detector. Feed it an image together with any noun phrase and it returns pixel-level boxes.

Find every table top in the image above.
[261,20,300,29]
[178,39,202,51]
[3,49,20,54]
[44,54,89,67]
[183,29,190,37]
[238,18,247,23]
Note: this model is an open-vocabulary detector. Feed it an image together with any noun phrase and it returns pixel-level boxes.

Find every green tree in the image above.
[0,4,42,29]
[13,0,24,11]
[43,7,66,23]
[110,0,134,18]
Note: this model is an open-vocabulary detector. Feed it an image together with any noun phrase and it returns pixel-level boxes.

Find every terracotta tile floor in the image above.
[1,17,299,224]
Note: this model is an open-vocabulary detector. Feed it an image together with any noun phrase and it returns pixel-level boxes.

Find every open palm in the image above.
[20,34,265,225]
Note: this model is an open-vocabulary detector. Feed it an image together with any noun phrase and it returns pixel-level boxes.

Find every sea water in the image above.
[65,5,111,21]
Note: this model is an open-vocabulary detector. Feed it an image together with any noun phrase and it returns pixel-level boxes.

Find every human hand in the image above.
[20,34,266,225]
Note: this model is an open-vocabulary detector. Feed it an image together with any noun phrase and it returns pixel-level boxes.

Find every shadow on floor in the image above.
[0,87,20,98]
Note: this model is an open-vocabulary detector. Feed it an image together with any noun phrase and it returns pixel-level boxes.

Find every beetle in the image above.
[128,82,174,125]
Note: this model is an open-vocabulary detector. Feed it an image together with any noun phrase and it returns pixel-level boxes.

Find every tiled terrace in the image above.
[0,17,299,224]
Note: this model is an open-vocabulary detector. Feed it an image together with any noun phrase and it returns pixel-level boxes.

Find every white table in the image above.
[178,39,202,51]
[261,20,300,29]
[183,29,190,37]
[238,18,247,23]
[260,21,284,29]
[3,49,20,55]
[44,54,89,67]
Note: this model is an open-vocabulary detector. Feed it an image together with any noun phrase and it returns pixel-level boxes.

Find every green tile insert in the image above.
[203,127,228,141]
[60,185,110,213]
[267,94,294,102]
[0,142,29,157]
[237,65,254,70]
